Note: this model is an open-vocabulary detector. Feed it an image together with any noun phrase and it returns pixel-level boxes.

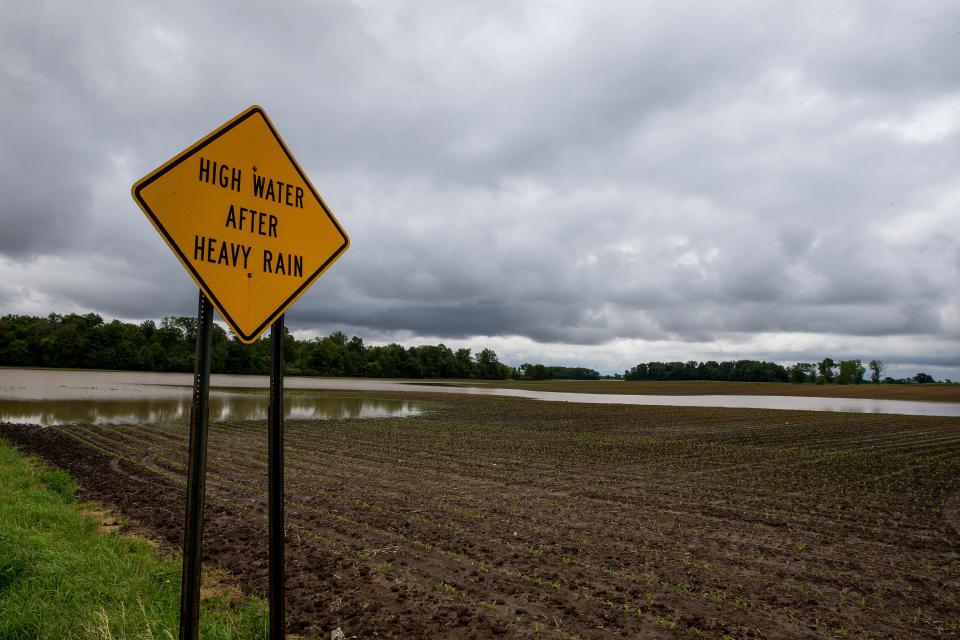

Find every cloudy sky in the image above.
[2,1,959,377]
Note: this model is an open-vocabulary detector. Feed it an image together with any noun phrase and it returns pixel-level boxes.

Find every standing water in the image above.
[2,368,960,423]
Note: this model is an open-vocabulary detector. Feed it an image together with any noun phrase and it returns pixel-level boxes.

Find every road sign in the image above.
[132,105,349,343]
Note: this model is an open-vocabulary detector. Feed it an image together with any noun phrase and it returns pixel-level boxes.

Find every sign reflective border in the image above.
[132,105,349,343]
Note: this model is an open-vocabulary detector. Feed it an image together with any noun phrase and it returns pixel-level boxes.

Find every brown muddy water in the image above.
[2,368,960,425]
[0,369,423,425]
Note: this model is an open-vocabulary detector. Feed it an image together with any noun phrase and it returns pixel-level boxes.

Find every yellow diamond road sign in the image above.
[132,106,349,344]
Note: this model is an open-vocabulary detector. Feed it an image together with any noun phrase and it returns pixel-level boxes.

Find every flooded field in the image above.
[0,369,422,425]
[2,368,959,417]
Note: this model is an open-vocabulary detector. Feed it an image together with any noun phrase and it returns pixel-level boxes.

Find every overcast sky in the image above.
[2,1,959,377]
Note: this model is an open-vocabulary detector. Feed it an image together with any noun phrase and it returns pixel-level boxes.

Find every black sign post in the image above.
[177,296,287,639]
[179,290,214,640]
[268,315,286,639]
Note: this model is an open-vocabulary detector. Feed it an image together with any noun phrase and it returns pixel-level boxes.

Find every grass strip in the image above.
[0,438,268,640]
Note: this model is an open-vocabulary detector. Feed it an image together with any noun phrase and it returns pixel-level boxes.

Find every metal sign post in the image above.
[268,315,286,639]
[179,290,214,640]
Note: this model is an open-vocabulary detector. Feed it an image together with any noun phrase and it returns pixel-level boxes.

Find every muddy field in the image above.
[3,391,959,639]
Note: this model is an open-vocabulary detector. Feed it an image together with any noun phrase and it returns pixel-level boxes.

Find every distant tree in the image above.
[868,359,885,384]
[139,319,156,340]
[362,343,409,378]
[913,372,935,384]
[474,348,510,379]
[518,363,551,380]
[307,331,348,375]
[209,324,230,373]
[408,343,459,378]
[281,327,300,371]
[454,348,474,378]
[817,358,836,383]
[836,359,865,385]
[1,338,30,366]
[789,363,816,384]
[547,366,599,380]
[518,364,599,380]
[343,335,365,376]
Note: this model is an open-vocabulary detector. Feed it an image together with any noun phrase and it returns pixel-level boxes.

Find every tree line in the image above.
[1,313,941,384]
[624,358,941,384]
[624,360,789,382]
[0,313,597,381]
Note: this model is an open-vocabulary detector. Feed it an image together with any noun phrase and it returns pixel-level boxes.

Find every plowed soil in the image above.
[3,391,959,639]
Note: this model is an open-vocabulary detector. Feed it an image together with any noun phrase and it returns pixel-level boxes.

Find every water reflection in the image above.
[0,393,423,426]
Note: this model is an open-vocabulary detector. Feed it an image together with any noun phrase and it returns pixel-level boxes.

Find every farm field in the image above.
[3,390,959,639]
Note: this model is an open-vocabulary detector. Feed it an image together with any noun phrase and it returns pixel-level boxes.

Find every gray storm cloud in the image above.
[1,0,959,376]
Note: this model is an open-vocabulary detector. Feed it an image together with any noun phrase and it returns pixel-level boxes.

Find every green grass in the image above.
[0,439,268,639]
